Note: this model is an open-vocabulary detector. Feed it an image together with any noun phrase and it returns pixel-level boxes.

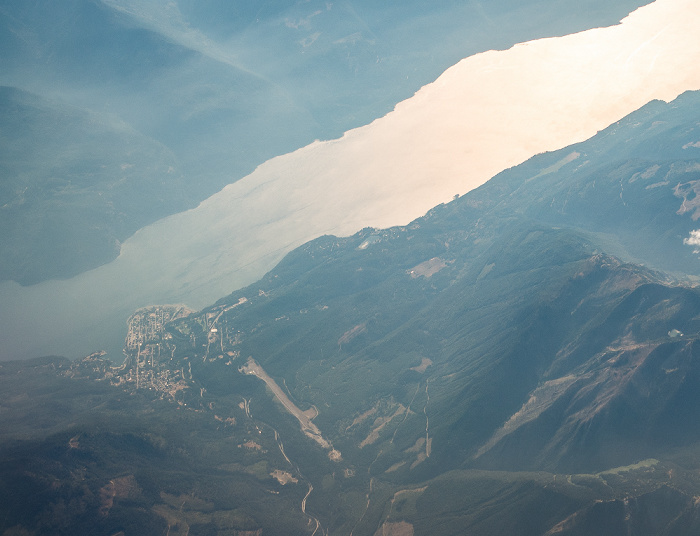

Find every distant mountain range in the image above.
[3,85,700,534]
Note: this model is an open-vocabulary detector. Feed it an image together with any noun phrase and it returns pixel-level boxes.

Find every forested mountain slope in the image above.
[3,90,700,534]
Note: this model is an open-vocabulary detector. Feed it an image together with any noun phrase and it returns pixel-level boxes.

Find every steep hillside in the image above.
[161,90,700,478]
[0,86,189,284]
[466,90,700,277]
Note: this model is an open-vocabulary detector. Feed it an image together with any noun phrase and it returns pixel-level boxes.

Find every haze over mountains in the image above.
[1,0,700,362]
[0,0,651,286]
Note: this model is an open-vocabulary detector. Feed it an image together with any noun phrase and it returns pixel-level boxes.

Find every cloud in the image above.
[300,32,321,48]
[683,230,700,252]
[285,10,323,30]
